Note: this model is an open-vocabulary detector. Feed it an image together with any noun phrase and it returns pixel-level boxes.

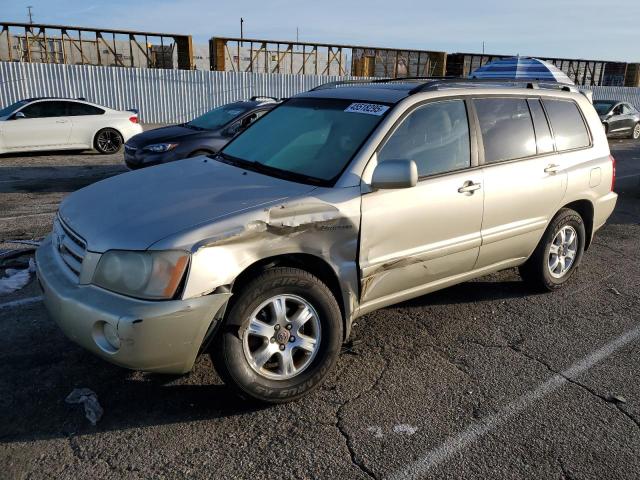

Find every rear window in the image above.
[475,98,536,163]
[542,99,590,151]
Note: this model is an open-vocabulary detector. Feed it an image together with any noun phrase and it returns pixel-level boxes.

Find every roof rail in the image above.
[310,76,459,91]
[409,77,578,94]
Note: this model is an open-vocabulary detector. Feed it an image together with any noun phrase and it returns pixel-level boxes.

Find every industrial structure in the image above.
[1,21,639,86]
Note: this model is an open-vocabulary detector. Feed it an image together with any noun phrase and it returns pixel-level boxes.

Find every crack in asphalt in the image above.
[334,353,390,480]
[509,346,640,431]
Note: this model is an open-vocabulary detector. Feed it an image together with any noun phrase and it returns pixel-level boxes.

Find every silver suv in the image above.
[36,79,618,403]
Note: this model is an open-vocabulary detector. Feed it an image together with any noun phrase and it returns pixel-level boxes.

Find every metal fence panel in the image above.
[0,62,369,123]
[3,62,640,123]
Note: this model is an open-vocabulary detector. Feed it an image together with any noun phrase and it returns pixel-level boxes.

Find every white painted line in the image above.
[0,295,43,310]
[388,324,640,480]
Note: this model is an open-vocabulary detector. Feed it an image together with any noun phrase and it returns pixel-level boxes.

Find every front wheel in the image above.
[519,208,586,291]
[212,267,343,403]
[94,128,123,154]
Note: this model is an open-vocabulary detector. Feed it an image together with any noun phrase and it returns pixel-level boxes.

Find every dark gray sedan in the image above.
[594,99,640,139]
[124,98,278,169]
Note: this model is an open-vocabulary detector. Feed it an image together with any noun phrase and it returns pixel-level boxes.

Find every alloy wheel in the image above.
[548,225,578,278]
[242,295,321,380]
[97,130,122,153]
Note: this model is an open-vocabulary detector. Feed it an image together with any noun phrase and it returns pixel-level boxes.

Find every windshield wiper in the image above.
[214,153,325,185]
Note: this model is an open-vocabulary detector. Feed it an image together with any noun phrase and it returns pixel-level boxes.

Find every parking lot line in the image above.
[388,323,640,480]
[0,295,42,310]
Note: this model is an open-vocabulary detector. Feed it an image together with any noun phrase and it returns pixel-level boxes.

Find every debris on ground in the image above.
[606,394,627,404]
[393,424,418,435]
[341,338,364,355]
[0,258,36,294]
[608,287,622,296]
[65,388,104,425]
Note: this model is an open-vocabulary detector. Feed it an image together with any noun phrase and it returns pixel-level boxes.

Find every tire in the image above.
[187,150,213,158]
[631,123,640,140]
[212,267,343,403]
[94,128,124,154]
[519,208,586,292]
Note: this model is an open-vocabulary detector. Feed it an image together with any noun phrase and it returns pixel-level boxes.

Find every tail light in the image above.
[609,154,616,192]
[129,116,139,124]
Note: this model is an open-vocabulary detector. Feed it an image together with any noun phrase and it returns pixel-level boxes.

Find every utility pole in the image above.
[296,27,299,43]
[482,41,485,55]
[27,6,34,24]
[240,17,244,40]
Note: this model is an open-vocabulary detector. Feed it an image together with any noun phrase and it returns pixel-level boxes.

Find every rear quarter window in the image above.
[542,99,590,151]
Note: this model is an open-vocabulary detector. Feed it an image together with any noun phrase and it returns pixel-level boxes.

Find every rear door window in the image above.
[527,99,554,154]
[378,99,471,177]
[475,97,536,163]
[543,99,590,151]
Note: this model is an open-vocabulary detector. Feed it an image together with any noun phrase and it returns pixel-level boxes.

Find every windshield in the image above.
[220,98,390,185]
[0,100,29,117]
[593,101,615,115]
[187,103,252,130]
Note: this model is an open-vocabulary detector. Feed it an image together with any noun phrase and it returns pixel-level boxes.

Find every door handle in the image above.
[544,164,561,174]
[55,120,67,123]
[458,181,481,194]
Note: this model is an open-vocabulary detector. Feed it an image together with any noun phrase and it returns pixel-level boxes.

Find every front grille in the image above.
[53,216,87,279]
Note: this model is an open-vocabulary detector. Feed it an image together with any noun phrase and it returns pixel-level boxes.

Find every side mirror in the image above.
[12,111,26,120]
[371,159,418,190]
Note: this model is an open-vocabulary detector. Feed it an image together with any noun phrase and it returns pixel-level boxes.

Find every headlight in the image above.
[143,143,179,153]
[92,250,189,299]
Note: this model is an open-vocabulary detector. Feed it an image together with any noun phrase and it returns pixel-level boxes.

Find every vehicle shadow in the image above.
[0,165,127,193]
[0,348,267,444]
[0,149,97,158]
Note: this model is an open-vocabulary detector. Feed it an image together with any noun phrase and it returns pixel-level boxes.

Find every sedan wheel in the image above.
[95,128,123,154]
[632,123,640,140]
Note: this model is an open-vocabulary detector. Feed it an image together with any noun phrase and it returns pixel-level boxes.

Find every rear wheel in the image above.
[631,123,640,140]
[519,208,586,291]
[94,128,123,154]
[212,267,343,403]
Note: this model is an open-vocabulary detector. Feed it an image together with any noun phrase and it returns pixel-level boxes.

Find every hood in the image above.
[59,158,316,252]
[126,124,211,147]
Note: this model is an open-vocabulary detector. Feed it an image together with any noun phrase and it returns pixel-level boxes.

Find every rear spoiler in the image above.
[127,108,139,114]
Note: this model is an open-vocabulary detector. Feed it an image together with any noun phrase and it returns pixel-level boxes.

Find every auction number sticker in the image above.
[344,103,390,116]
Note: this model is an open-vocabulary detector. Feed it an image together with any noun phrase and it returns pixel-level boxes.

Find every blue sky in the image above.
[2,0,639,61]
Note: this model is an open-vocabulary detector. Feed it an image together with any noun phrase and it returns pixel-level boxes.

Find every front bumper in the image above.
[36,236,230,374]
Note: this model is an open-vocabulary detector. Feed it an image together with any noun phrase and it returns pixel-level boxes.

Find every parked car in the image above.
[37,79,617,403]
[123,97,278,169]
[0,97,142,155]
[593,99,640,139]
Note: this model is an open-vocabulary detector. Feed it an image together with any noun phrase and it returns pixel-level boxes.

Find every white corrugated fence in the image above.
[2,62,640,123]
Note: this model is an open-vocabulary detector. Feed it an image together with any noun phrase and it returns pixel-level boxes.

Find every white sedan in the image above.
[0,97,143,155]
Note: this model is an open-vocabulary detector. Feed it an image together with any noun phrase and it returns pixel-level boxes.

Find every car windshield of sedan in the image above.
[593,101,615,115]
[220,98,391,185]
[0,100,29,118]
[186,103,252,130]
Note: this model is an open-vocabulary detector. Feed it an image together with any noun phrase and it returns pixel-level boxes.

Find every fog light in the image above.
[103,322,121,349]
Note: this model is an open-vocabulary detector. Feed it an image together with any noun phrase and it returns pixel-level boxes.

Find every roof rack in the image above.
[310,76,457,91]
[408,77,579,94]
[310,76,579,95]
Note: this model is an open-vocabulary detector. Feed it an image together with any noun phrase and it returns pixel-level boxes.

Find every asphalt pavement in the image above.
[0,136,639,480]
